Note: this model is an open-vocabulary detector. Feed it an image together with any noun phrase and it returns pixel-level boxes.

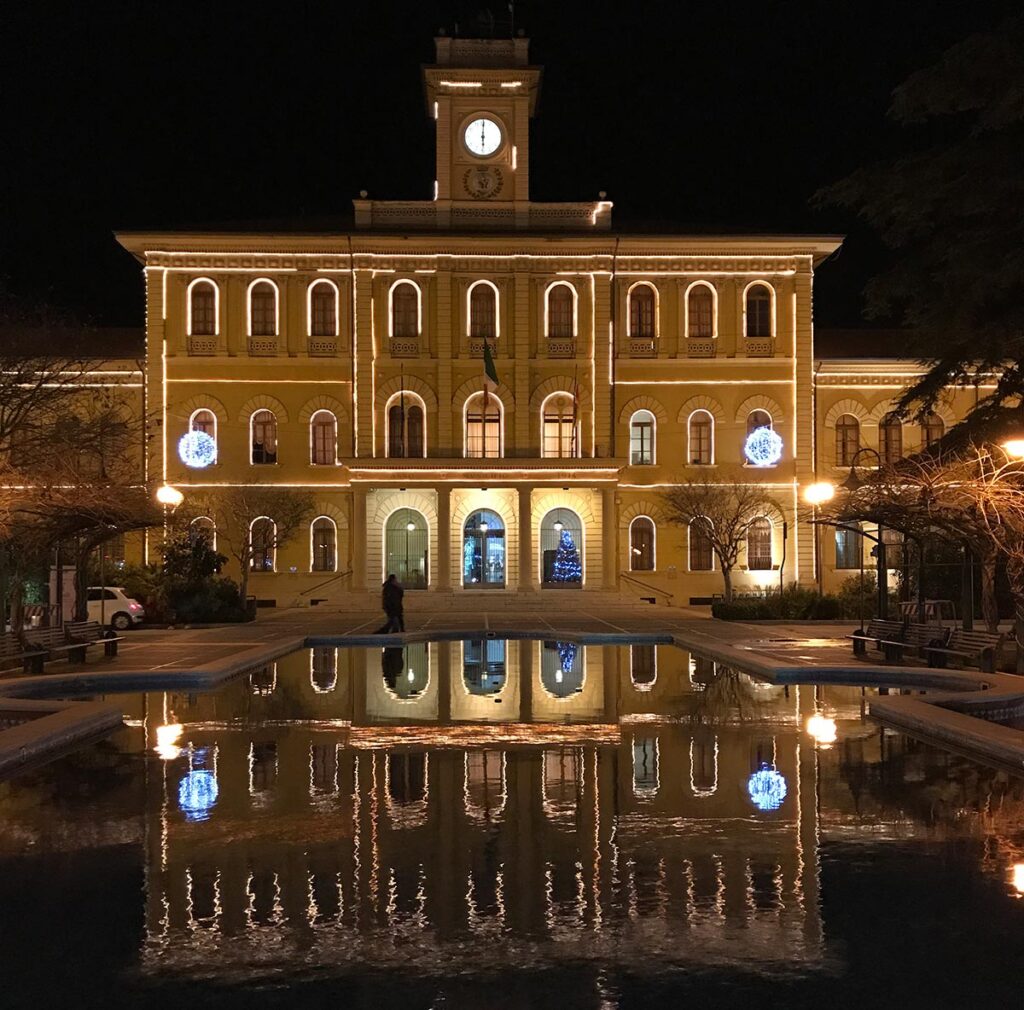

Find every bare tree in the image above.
[661,477,775,603]
[187,488,315,602]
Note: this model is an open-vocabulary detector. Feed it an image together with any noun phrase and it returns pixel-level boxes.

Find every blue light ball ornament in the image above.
[178,769,219,822]
[178,430,217,469]
[747,763,788,811]
[744,426,783,467]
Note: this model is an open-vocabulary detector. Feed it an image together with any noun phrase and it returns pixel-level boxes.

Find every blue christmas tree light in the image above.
[178,430,217,469]
[747,763,788,811]
[557,641,578,673]
[551,529,582,583]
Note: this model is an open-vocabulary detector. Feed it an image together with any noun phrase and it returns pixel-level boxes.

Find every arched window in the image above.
[747,409,772,435]
[465,392,501,458]
[540,641,584,697]
[310,516,337,572]
[188,279,217,336]
[382,642,429,700]
[190,516,216,550]
[250,410,278,465]
[745,283,773,338]
[629,516,655,571]
[688,410,714,465]
[628,284,656,338]
[250,517,276,572]
[688,517,714,571]
[630,644,657,690]
[463,641,507,696]
[632,737,659,799]
[387,394,426,458]
[746,517,772,570]
[921,412,944,449]
[384,508,428,588]
[463,509,505,587]
[468,281,498,340]
[546,283,575,339]
[629,409,655,465]
[248,280,278,336]
[308,280,338,337]
[686,283,715,338]
[835,414,860,466]
[390,281,420,339]
[541,392,578,458]
[540,509,583,586]
[310,648,337,694]
[189,408,216,442]
[880,413,903,464]
[310,410,336,465]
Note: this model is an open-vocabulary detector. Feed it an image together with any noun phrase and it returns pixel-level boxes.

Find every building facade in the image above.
[116,35,969,606]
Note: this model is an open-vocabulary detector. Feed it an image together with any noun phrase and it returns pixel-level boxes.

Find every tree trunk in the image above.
[720,564,734,603]
[980,550,999,633]
[238,547,251,607]
[9,579,23,634]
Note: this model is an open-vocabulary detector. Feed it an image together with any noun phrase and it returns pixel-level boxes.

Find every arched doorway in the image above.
[463,509,505,587]
[381,642,429,699]
[384,508,428,589]
[463,639,506,696]
[540,508,583,586]
[540,640,585,698]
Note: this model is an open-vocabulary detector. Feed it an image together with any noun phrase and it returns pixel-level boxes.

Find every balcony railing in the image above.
[745,338,774,357]
[546,339,575,358]
[248,337,278,356]
[628,337,656,357]
[687,338,715,358]
[390,337,420,358]
[188,336,217,355]
[308,338,337,356]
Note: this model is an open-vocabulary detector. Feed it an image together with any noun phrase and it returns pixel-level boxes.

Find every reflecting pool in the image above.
[2,641,1024,1008]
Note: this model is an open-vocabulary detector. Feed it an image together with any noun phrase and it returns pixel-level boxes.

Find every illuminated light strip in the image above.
[823,383,1000,390]
[371,293,377,456]
[414,269,436,274]
[306,277,340,339]
[3,370,143,376]
[161,337,168,483]
[511,145,517,171]
[246,277,279,337]
[620,482,794,489]
[166,378,351,384]
[387,278,422,337]
[433,180,438,201]
[433,101,438,120]
[590,273,596,455]
[145,266,300,273]
[683,280,718,338]
[146,250,819,262]
[591,201,614,224]
[25,383,143,388]
[172,478,620,488]
[161,269,168,320]
[500,82,523,88]
[615,379,793,385]
[439,80,483,88]
[792,291,798,462]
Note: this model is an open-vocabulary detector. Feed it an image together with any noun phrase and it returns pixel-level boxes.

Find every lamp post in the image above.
[840,447,888,619]
[803,481,836,595]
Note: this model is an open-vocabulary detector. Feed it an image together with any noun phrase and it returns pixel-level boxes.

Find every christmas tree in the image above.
[551,529,582,583]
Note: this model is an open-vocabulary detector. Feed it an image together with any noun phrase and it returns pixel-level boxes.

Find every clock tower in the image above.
[424,33,539,225]
[353,32,611,230]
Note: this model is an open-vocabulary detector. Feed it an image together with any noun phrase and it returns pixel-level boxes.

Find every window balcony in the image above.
[546,339,575,358]
[248,337,279,356]
[686,338,715,358]
[308,337,338,356]
[390,337,420,358]
[628,337,656,357]
[188,336,217,355]
[744,337,774,357]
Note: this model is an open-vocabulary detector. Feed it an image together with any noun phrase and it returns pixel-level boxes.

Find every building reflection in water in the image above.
[68,640,1016,981]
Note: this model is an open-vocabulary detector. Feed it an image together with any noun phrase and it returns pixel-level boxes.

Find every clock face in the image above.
[464,117,502,157]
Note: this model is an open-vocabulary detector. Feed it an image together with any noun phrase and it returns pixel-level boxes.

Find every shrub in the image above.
[712,584,843,620]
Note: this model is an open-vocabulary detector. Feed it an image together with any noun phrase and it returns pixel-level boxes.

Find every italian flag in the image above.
[482,336,499,410]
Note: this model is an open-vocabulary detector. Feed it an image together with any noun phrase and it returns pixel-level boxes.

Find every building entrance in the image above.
[463,509,505,587]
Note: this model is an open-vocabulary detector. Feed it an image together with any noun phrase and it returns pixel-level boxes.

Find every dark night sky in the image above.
[1,0,1016,334]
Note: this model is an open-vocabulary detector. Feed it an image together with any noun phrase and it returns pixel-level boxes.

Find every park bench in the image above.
[0,632,45,675]
[922,629,1003,673]
[872,622,950,664]
[19,625,109,673]
[848,619,905,658]
[65,620,124,659]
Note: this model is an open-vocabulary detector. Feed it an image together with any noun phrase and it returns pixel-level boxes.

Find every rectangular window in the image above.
[835,526,861,570]
[311,293,336,337]
[690,417,712,464]
[630,421,653,465]
[543,416,577,458]
[689,525,714,571]
[311,420,334,465]
[466,412,501,457]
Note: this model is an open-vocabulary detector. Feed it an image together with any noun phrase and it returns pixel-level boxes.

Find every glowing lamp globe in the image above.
[803,482,835,506]
[744,426,783,467]
[156,484,184,507]
[178,769,219,822]
[178,430,217,469]
[747,764,788,811]
[1002,439,1024,460]
[806,713,838,747]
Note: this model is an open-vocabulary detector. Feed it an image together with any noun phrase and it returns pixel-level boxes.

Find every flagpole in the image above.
[571,363,579,458]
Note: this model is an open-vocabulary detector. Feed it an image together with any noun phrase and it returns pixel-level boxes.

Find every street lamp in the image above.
[1001,440,1024,460]
[803,481,836,595]
[838,447,890,619]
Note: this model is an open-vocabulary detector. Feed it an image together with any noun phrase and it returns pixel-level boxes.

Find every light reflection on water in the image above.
[1,641,1024,1006]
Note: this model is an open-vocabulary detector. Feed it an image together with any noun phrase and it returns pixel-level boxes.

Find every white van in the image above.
[86,587,145,630]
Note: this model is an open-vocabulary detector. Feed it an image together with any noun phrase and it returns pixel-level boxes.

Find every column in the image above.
[602,487,618,589]
[437,486,451,590]
[518,485,535,590]
[351,487,367,590]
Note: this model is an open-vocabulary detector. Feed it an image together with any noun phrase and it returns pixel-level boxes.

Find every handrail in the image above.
[620,573,673,601]
[299,570,353,597]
